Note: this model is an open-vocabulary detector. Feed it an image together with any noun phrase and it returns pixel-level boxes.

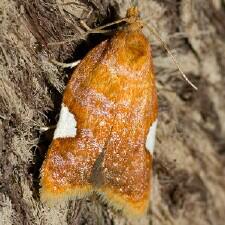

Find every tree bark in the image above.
[1,0,225,225]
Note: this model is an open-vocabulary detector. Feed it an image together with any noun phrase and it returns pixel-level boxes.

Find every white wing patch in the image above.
[53,103,77,139]
[146,119,158,155]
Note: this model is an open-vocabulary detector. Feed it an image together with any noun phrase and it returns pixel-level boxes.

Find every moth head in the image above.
[126,7,143,32]
[126,6,139,18]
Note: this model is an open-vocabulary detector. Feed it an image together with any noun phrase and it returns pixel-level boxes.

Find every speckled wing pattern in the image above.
[40,27,158,217]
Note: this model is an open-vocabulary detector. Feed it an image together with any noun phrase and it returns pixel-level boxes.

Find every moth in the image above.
[40,7,158,217]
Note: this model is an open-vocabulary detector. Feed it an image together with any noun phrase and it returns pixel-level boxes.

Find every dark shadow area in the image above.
[28,86,62,199]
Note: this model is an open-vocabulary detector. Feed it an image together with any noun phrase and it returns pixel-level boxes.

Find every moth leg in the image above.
[39,125,56,132]
[50,59,81,68]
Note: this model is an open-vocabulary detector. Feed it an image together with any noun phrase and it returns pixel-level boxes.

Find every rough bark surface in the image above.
[0,0,225,225]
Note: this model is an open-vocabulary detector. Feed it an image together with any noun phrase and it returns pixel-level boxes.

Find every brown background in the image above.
[0,0,225,225]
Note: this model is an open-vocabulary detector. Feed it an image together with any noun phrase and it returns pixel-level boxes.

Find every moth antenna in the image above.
[143,21,198,90]
[80,20,92,31]
[89,18,127,32]
[48,18,127,46]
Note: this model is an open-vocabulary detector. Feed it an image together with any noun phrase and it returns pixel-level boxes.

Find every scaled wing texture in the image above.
[41,24,158,217]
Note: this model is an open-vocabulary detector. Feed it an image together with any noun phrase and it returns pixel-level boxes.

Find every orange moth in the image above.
[40,7,158,217]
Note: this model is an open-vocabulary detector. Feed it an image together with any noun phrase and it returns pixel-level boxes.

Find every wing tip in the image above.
[40,185,149,218]
[40,184,93,204]
[97,187,149,218]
